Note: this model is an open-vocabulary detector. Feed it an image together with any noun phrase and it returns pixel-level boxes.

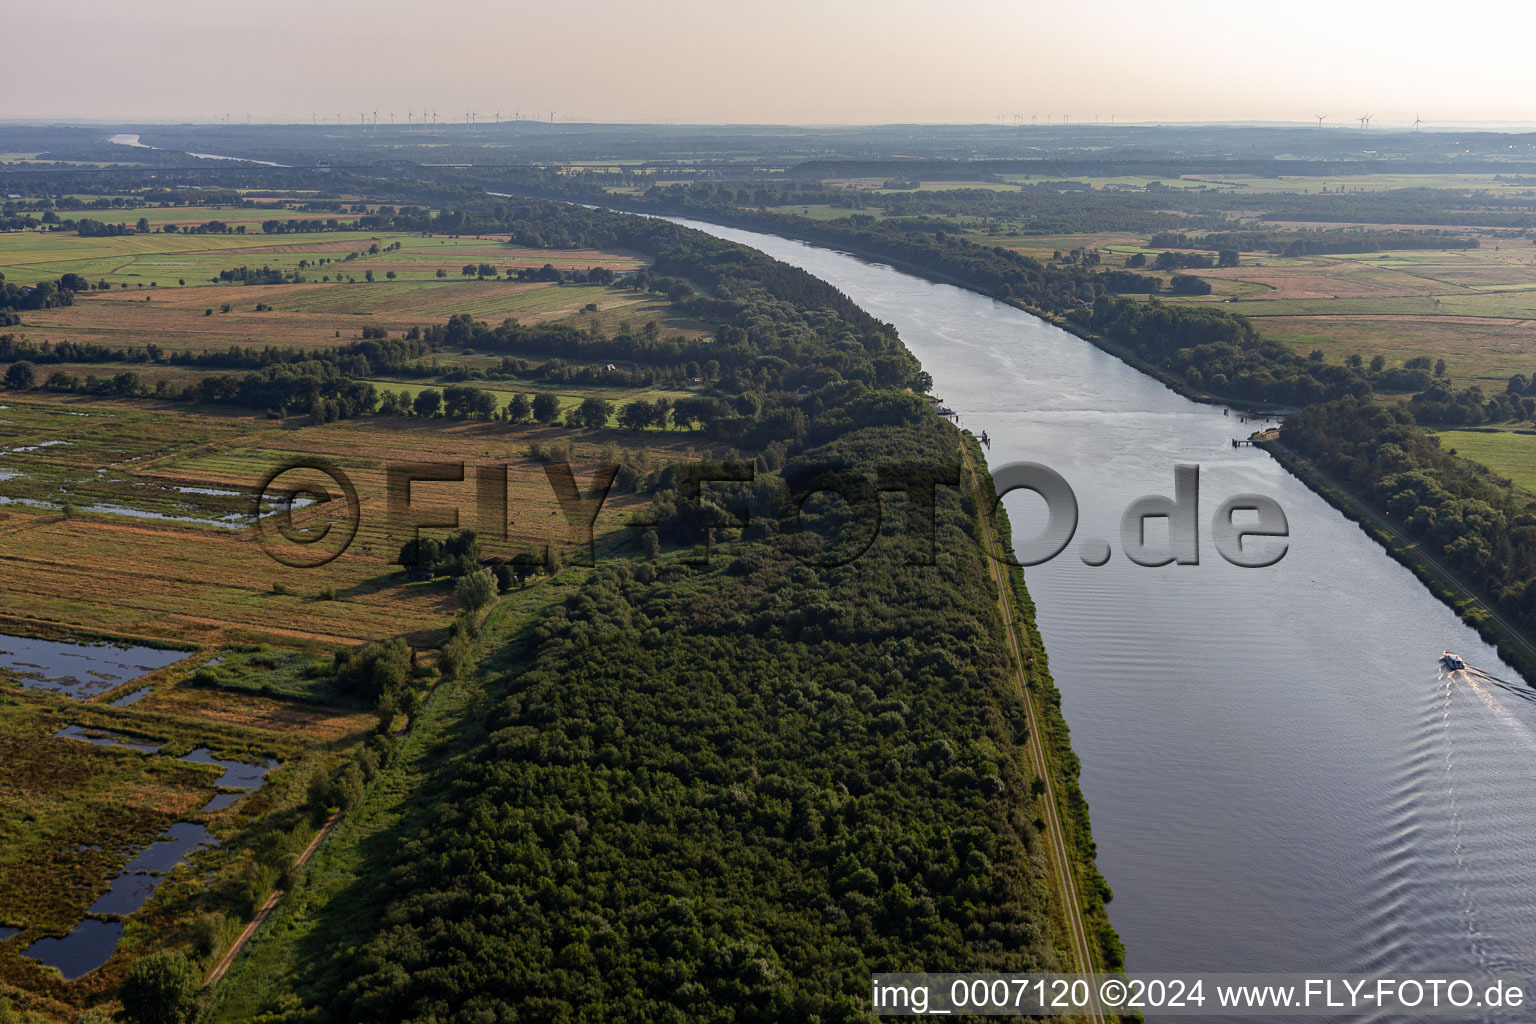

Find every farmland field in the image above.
[1,216,707,367]
[1256,316,1536,388]
[955,222,1536,389]
[1152,246,1536,387]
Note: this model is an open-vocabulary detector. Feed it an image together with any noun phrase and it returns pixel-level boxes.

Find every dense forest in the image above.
[324,424,1084,1022]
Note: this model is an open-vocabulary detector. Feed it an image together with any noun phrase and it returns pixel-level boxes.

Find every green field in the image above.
[364,376,696,416]
[1434,429,1536,493]
[0,226,643,290]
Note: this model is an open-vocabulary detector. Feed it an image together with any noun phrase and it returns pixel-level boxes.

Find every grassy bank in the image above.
[964,433,1125,975]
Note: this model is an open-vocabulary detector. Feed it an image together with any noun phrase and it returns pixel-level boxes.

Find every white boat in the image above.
[1441,651,1466,671]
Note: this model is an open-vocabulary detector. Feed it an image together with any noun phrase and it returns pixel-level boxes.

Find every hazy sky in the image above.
[6,0,1532,125]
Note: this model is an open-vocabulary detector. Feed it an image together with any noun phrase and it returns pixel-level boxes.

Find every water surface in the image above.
[55,724,159,754]
[181,747,277,789]
[0,634,187,700]
[23,919,123,980]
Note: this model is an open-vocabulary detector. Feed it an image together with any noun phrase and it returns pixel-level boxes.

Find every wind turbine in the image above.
[1413,112,1425,131]
[407,106,413,126]
[1357,114,1370,131]
[1316,113,1327,128]
[389,110,395,125]
[495,110,501,124]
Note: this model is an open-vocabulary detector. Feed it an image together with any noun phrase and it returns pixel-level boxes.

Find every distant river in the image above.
[106,132,287,166]
[664,218,1536,1005]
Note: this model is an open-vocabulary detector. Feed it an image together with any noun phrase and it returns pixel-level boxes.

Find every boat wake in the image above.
[1456,665,1536,706]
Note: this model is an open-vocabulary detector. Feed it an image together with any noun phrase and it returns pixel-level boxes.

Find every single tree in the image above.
[455,568,497,610]
[573,396,612,430]
[619,400,654,431]
[4,361,36,390]
[412,388,443,417]
[531,392,561,424]
[118,952,199,1024]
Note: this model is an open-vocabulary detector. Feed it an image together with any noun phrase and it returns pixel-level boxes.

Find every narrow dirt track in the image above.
[965,447,1105,1023]
[203,809,342,987]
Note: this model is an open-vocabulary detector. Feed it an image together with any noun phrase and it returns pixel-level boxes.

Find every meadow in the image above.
[1173,171,1536,194]
[3,214,709,412]
[1165,244,1536,387]
[1433,428,1536,494]
[0,217,640,282]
